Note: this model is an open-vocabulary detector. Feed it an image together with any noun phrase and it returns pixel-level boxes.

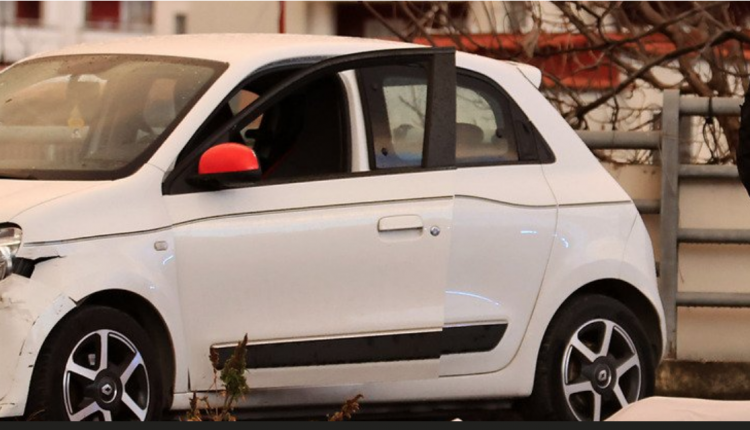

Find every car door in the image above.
[355,65,558,378]
[439,70,558,377]
[162,48,457,391]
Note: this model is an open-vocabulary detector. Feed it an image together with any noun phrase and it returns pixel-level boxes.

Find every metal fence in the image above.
[577,89,746,358]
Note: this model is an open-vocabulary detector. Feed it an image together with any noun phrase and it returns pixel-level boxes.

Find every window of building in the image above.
[86,1,119,28]
[15,1,41,25]
[86,1,152,31]
[0,2,42,26]
[174,13,187,34]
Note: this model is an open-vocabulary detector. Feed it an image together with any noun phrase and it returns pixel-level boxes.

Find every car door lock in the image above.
[430,226,441,237]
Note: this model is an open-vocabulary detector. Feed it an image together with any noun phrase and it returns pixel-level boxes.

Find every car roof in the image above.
[30,34,423,63]
[26,33,537,83]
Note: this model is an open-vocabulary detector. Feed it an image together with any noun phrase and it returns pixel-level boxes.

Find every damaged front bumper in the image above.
[0,275,75,418]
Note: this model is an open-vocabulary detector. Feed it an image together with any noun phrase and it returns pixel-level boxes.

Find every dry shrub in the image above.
[184,334,364,422]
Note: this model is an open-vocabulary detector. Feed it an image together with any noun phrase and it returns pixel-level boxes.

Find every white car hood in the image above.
[0,180,101,223]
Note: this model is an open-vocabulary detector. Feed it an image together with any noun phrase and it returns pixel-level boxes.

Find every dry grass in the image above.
[184,335,249,421]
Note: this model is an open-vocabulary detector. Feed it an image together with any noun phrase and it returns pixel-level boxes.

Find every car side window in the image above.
[179,71,350,184]
[227,89,262,147]
[359,65,429,169]
[381,76,428,168]
[455,75,519,166]
[360,66,554,169]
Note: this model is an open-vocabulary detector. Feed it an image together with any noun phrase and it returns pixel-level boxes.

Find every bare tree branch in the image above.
[361,2,411,43]
[362,1,750,163]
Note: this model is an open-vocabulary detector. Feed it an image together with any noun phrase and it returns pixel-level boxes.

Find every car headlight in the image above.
[0,226,22,280]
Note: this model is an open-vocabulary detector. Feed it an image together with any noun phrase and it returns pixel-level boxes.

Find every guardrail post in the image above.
[660,89,680,358]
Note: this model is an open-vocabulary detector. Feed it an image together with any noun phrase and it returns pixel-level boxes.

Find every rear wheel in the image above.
[525,295,655,421]
[27,306,163,421]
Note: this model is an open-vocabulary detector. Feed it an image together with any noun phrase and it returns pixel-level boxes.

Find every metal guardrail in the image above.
[577,131,660,150]
[677,292,750,308]
[679,165,739,180]
[679,228,750,245]
[577,90,747,358]
[679,97,741,116]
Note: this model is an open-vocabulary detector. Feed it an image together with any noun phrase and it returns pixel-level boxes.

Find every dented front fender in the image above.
[0,275,75,417]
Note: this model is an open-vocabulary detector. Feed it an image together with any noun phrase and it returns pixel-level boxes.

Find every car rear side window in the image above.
[455,76,519,166]
[360,66,553,169]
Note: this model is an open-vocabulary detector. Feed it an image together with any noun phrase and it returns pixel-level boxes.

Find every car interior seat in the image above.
[251,95,305,174]
[142,95,176,138]
[456,122,517,164]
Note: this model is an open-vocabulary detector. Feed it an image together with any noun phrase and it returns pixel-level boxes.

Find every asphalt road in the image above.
[226,401,526,421]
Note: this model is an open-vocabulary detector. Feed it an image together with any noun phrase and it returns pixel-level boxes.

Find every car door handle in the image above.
[378,215,424,233]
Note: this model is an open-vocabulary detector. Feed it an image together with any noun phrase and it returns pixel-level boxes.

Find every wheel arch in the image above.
[78,289,176,410]
[557,279,663,363]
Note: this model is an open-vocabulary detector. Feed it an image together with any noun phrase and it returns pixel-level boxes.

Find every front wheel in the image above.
[525,295,655,421]
[27,306,163,421]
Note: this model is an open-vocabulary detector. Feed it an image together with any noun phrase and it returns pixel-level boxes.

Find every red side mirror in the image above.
[193,143,262,190]
[199,143,260,175]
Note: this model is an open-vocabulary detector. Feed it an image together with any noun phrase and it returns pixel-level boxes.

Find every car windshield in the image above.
[0,54,225,180]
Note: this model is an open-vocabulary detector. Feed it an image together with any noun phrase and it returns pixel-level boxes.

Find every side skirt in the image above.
[212,324,507,370]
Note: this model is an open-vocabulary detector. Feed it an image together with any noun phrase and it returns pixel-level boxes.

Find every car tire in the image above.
[26,306,164,421]
[524,295,655,421]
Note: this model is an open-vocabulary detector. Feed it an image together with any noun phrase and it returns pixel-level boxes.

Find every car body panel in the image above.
[185,206,659,410]
[167,172,454,389]
[452,53,631,206]
[442,165,557,376]
[621,214,667,358]
[0,276,71,406]
[0,180,100,224]
[13,165,169,245]
[0,230,190,414]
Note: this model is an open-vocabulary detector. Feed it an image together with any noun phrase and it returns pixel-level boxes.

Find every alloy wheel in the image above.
[561,319,642,421]
[63,329,150,421]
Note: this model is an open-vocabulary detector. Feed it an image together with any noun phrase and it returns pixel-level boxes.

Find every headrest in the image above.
[456,122,484,146]
[143,96,176,131]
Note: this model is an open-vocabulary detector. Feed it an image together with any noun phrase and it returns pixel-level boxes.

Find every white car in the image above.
[0,34,665,421]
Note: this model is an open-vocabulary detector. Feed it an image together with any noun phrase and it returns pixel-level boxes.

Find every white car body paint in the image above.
[0,34,665,418]
[167,173,454,389]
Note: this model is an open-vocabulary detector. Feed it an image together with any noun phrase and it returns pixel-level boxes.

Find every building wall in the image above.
[0,1,154,63]
[186,1,279,34]
[180,1,335,36]
[307,1,336,35]
[153,1,189,35]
